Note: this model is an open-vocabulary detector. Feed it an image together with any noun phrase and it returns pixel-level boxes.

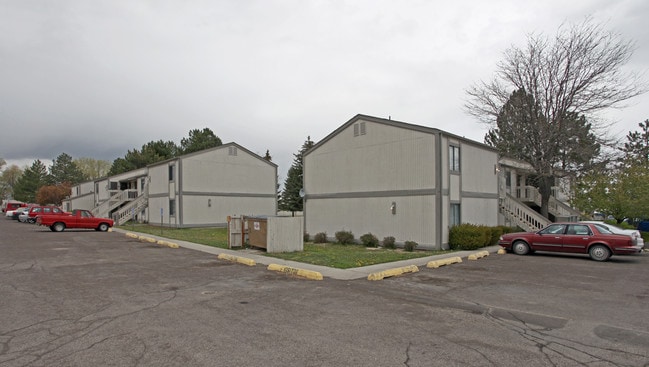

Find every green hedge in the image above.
[449,224,516,250]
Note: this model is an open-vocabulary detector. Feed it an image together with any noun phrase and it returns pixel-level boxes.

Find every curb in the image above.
[125,232,139,239]
[367,265,419,281]
[217,253,256,266]
[267,264,323,280]
[426,256,462,268]
[468,250,490,260]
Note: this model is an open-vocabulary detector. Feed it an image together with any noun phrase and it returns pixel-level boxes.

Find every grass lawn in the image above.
[118,224,449,269]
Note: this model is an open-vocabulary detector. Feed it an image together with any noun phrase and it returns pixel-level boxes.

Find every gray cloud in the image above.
[1,0,647,179]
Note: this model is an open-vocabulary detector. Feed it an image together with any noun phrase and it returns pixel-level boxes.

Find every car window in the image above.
[540,224,566,235]
[53,208,62,213]
[593,224,614,234]
[567,224,591,235]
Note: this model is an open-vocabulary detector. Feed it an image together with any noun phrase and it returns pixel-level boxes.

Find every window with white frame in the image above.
[169,165,175,181]
[449,145,460,172]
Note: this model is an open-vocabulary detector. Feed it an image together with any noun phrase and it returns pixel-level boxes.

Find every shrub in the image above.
[404,241,418,252]
[313,232,328,244]
[488,226,503,246]
[382,236,396,249]
[448,223,491,250]
[360,233,379,247]
[303,232,310,242]
[335,230,355,245]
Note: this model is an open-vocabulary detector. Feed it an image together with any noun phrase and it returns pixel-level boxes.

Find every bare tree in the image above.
[466,19,646,218]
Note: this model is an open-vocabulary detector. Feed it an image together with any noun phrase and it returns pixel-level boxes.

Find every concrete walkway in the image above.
[112,227,501,280]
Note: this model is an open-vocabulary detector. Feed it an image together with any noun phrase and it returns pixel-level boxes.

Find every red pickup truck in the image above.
[37,209,114,232]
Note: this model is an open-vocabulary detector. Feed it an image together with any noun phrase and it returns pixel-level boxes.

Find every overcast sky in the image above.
[1,0,647,182]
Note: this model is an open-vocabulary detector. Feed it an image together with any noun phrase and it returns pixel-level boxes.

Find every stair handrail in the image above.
[112,192,148,226]
[500,193,551,232]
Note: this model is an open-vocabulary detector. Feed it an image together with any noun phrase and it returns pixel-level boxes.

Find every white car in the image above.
[581,221,645,249]
[18,208,32,223]
[5,208,20,218]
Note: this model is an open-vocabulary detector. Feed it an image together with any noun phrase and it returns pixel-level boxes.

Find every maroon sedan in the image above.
[498,222,643,261]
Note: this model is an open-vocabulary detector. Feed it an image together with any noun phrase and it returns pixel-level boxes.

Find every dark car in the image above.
[498,222,643,261]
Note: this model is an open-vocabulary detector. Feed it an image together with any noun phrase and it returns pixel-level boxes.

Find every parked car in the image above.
[1,200,26,213]
[36,209,114,232]
[24,205,67,224]
[12,207,31,220]
[18,209,32,222]
[581,221,645,249]
[498,222,643,261]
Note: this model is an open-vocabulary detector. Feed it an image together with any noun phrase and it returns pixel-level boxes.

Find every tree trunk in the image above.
[538,176,553,219]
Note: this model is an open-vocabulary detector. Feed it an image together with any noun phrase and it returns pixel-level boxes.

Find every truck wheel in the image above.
[98,223,109,232]
[51,222,65,232]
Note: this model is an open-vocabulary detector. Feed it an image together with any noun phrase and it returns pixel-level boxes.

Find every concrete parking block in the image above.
[367,265,419,280]
[426,256,462,268]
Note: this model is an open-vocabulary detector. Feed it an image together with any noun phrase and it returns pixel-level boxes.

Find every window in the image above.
[539,224,566,235]
[228,146,238,156]
[450,203,461,227]
[567,224,591,236]
[449,145,460,172]
[169,165,175,181]
[169,199,176,216]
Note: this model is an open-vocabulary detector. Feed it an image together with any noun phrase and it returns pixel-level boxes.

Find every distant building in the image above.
[64,143,277,227]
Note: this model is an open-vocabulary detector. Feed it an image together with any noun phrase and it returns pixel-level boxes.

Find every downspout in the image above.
[177,158,182,228]
[436,132,445,249]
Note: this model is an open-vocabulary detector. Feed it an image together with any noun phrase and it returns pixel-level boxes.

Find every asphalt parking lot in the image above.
[1,218,648,366]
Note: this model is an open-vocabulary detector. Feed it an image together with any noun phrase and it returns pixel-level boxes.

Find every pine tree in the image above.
[13,160,49,203]
[49,153,87,185]
[279,137,314,213]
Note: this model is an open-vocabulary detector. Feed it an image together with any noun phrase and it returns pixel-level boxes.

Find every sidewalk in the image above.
[112,227,500,280]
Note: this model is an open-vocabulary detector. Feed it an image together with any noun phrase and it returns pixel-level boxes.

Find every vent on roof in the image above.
[353,122,366,137]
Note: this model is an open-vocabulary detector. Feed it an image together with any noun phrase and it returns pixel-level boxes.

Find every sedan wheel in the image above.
[512,241,530,255]
[98,223,109,232]
[589,245,611,262]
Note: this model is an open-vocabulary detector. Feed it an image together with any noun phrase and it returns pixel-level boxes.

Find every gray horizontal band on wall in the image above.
[461,191,499,199]
[149,192,276,198]
[306,188,436,200]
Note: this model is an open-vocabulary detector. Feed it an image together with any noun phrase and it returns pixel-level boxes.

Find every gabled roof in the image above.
[147,142,278,168]
[304,114,496,156]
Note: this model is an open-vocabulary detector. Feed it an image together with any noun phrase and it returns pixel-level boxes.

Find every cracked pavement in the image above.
[1,219,648,366]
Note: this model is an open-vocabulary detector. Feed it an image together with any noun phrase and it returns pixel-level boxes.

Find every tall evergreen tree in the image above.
[621,119,649,164]
[13,160,49,203]
[48,153,87,185]
[485,89,601,218]
[180,128,222,155]
[279,137,314,213]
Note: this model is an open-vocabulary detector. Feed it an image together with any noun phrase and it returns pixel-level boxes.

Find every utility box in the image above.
[247,216,303,253]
